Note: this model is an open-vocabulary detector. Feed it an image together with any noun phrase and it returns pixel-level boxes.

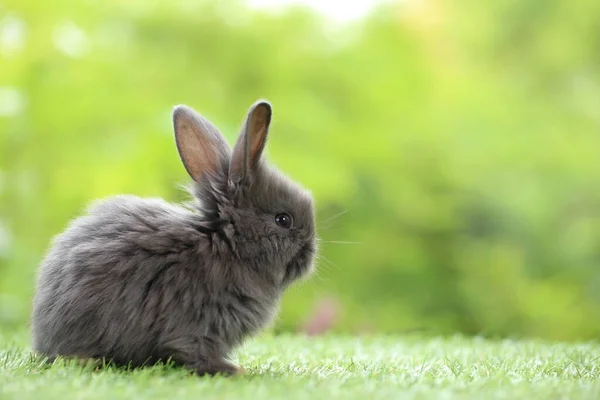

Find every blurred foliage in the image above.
[1,0,600,341]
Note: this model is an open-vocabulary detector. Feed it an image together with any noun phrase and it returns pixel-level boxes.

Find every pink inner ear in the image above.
[177,129,211,181]
[175,116,221,182]
[249,127,267,168]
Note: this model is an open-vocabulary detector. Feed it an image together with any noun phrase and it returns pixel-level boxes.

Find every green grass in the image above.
[1,330,599,400]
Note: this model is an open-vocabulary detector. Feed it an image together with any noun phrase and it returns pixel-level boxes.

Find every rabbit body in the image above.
[31,101,316,375]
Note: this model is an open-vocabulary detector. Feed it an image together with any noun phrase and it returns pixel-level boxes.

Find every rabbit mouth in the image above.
[283,242,315,284]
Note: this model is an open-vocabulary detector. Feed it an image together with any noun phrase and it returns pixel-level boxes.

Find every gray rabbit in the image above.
[30,100,317,376]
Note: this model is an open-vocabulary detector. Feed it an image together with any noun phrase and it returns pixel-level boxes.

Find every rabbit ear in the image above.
[172,105,231,182]
[229,100,272,183]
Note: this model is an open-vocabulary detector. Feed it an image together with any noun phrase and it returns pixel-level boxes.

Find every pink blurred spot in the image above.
[299,297,341,336]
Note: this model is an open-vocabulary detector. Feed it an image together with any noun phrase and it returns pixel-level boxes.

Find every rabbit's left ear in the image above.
[172,105,231,182]
[229,100,272,184]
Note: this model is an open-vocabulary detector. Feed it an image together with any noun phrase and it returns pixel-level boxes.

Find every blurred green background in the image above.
[1,0,600,341]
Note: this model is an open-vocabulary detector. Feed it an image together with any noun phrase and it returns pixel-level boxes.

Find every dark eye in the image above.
[275,213,293,229]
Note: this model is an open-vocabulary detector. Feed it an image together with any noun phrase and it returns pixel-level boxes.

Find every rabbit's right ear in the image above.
[229,100,272,184]
[172,105,231,182]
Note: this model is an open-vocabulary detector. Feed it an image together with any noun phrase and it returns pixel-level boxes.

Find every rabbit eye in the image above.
[275,213,292,229]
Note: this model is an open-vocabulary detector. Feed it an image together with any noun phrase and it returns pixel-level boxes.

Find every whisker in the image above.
[316,225,337,233]
[314,255,337,273]
[319,240,363,245]
[312,261,336,282]
[317,254,336,267]
[319,208,351,225]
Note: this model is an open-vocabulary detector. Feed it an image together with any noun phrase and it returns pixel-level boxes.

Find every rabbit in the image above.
[30,100,317,376]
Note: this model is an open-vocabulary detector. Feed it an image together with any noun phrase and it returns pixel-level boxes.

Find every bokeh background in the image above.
[2,0,600,341]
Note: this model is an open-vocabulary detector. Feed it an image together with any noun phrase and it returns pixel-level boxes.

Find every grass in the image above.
[1,330,599,400]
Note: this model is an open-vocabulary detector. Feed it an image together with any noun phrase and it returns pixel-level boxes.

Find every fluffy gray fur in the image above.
[30,100,316,376]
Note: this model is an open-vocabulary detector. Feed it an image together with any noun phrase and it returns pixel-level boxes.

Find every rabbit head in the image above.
[173,100,316,288]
